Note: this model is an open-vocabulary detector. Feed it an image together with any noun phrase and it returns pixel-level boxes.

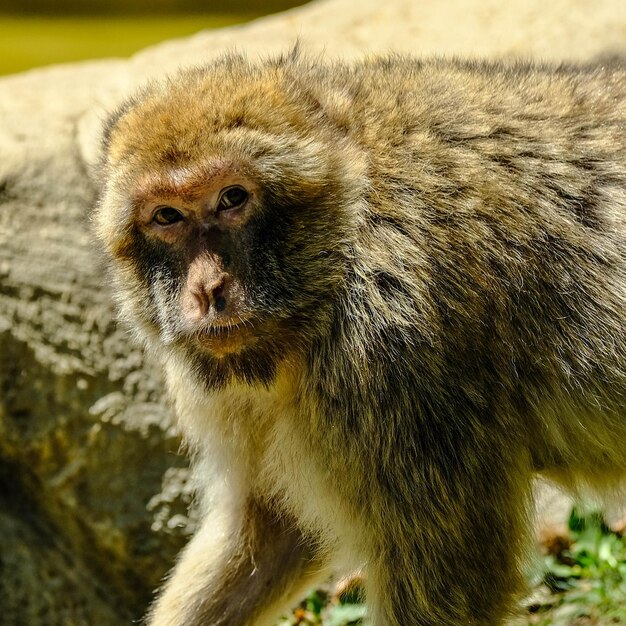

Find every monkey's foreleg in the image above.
[146,497,326,626]
[365,451,533,626]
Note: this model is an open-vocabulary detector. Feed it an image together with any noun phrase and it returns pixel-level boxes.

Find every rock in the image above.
[1,0,625,623]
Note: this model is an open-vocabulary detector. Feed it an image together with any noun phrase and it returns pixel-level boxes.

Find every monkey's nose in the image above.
[190,273,228,318]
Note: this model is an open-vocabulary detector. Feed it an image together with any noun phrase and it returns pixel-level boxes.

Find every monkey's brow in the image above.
[133,160,247,205]
[134,181,201,204]
[133,170,212,204]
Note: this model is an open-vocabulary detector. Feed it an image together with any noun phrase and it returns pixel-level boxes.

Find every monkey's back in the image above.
[299,58,626,488]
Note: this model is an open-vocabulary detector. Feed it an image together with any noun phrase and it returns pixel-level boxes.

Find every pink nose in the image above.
[188,273,228,319]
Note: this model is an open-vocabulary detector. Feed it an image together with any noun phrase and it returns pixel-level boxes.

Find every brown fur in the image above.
[95,51,626,625]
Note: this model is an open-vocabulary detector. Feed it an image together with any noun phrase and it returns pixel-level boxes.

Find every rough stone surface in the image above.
[1,0,625,623]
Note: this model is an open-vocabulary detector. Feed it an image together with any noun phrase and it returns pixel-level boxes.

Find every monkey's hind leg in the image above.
[146,497,327,626]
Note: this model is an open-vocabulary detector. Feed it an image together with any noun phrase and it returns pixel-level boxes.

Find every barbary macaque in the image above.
[95,51,626,625]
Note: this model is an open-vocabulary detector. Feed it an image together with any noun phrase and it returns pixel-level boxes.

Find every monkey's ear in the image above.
[100,99,134,154]
[77,92,139,186]
[77,98,126,185]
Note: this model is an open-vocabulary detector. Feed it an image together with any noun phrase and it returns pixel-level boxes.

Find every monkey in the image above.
[94,50,626,626]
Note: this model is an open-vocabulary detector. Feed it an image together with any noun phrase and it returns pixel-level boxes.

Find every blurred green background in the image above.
[0,0,308,76]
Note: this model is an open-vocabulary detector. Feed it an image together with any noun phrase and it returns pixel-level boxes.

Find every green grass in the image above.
[0,14,258,75]
[516,508,626,626]
[278,586,367,626]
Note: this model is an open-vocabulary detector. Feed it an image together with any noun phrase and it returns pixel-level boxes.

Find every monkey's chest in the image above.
[259,410,366,571]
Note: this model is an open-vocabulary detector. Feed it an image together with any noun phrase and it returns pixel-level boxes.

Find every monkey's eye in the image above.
[217,186,249,212]
[153,206,184,226]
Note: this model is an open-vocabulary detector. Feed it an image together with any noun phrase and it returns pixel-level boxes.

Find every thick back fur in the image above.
[96,52,626,626]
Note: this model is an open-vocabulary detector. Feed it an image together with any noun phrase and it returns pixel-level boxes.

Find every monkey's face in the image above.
[96,65,364,386]
[120,166,272,360]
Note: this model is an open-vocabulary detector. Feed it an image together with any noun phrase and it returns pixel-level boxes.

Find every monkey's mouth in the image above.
[194,319,258,356]
[200,320,250,337]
